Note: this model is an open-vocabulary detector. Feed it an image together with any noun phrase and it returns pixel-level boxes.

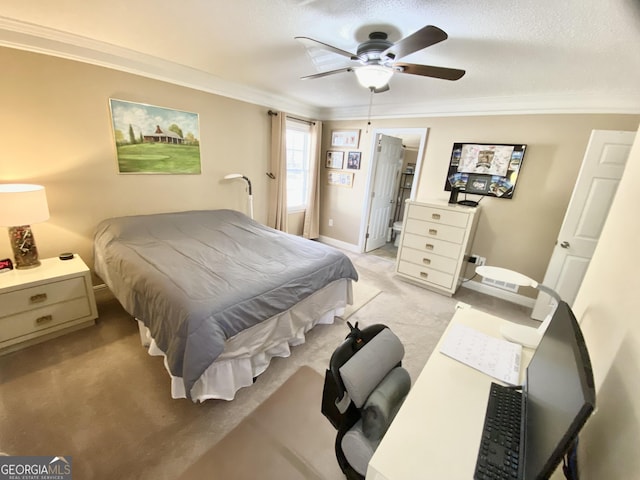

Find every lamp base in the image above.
[9,225,41,269]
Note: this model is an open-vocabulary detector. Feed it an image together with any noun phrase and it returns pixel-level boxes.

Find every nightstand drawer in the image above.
[408,205,469,228]
[405,219,466,244]
[399,247,458,274]
[1,277,87,318]
[0,297,92,343]
[402,233,462,260]
[397,261,454,289]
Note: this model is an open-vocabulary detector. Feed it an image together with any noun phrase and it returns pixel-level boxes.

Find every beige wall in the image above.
[2,45,638,297]
[571,123,640,478]
[322,114,640,295]
[0,47,273,281]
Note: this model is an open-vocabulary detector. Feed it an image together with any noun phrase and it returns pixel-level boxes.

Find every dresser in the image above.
[0,255,98,354]
[396,200,480,296]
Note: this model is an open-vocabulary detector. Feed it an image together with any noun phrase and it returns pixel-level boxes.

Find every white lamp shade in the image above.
[0,184,50,226]
[354,65,394,89]
[224,173,243,180]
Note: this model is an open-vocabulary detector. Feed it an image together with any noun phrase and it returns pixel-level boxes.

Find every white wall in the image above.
[572,123,640,478]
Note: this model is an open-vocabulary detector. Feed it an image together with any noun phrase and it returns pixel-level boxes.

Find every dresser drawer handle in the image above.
[425,244,434,250]
[422,258,431,265]
[420,272,429,278]
[431,213,441,220]
[36,315,53,324]
[30,293,48,303]
[428,229,438,235]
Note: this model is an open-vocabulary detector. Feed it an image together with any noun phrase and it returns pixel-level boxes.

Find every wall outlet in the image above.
[328,219,333,227]
[468,254,486,266]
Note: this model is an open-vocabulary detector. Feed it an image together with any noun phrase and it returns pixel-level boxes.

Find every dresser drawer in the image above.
[1,277,87,318]
[399,247,459,275]
[402,233,463,260]
[405,218,466,244]
[0,297,93,343]
[397,261,454,289]
[408,205,469,228]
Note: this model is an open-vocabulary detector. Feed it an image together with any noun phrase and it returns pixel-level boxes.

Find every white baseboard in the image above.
[93,283,108,292]
[461,279,536,309]
[318,235,360,253]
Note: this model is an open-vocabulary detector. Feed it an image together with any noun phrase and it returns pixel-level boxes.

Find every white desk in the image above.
[366,307,540,480]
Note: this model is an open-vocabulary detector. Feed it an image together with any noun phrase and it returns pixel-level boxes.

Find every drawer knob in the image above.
[36,314,53,324]
[428,229,438,235]
[431,213,441,220]
[425,244,434,250]
[30,293,48,303]
[422,258,431,265]
[420,272,429,278]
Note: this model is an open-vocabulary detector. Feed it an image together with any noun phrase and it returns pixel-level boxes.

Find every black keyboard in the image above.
[474,382,523,480]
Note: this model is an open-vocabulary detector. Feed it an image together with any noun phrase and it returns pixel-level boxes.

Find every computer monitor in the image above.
[523,301,596,479]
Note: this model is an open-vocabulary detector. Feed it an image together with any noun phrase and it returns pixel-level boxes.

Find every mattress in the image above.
[94,209,358,399]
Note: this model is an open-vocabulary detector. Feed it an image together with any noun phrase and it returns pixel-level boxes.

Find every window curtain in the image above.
[268,111,288,232]
[302,120,322,239]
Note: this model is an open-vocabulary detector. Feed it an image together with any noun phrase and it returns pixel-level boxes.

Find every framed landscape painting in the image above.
[109,99,201,174]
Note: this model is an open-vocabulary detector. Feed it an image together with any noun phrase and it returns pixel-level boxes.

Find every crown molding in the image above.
[319,92,640,120]
[0,16,321,119]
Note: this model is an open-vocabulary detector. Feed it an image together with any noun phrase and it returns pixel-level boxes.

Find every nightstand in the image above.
[0,255,98,354]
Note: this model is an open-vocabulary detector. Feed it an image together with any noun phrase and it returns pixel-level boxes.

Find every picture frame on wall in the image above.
[328,171,354,188]
[346,151,361,169]
[331,129,360,148]
[326,151,345,169]
[109,99,201,174]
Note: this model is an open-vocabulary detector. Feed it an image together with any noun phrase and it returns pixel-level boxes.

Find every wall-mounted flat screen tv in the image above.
[444,143,527,200]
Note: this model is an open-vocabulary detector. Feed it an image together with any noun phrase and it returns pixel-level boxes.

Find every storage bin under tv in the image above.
[395,200,480,296]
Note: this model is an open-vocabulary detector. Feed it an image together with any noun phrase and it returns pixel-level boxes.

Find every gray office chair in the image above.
[322,323,411,479]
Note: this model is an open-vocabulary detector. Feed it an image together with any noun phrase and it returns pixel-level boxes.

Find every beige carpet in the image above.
[177,366,341,480]
[341,279,381,320]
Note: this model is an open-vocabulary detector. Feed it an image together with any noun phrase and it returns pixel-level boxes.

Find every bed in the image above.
[93,209,358,402]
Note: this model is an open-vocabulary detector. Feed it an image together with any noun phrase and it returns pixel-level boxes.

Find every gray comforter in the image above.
[94,209,358,397]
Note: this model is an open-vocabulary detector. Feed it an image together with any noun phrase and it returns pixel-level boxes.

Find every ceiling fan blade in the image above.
[381,25,448,60]
[394,62,465,81]
[300,67,353,80]
[295,36,357,60]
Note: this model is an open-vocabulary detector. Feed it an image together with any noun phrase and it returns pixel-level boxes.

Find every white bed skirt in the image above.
[137,278,353,402]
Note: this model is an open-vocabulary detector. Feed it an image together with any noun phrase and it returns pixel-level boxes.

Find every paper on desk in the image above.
[440,323,522,385]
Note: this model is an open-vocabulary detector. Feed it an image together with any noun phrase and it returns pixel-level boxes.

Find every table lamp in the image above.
[0,184,50,269]
[223,174,253,219]
[475,265,561,348]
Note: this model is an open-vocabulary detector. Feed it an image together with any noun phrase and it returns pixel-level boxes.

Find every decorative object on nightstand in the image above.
[0,184,50,269]
[476,265,562,348]
[223,174,254,219]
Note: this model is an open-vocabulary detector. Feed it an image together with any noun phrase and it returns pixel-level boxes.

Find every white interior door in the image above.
[531,130,636,320]
[365,134,404,252]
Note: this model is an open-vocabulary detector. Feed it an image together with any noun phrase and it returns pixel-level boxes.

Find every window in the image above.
[286,119,311,211]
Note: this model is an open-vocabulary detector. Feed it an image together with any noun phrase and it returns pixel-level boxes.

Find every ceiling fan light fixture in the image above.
[354,65,394,89]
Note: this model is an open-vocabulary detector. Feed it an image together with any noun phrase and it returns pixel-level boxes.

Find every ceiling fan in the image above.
[296,25,465,93]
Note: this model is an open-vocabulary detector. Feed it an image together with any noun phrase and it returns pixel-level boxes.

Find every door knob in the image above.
[560,241,570,249]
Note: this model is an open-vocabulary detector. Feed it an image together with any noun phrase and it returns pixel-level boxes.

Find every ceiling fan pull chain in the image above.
[366,87,374,133]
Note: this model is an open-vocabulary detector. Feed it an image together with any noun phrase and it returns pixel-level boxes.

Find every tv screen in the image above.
[444,143,527,199]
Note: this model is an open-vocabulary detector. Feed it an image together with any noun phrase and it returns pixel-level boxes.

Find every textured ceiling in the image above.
[1,0,639,119]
